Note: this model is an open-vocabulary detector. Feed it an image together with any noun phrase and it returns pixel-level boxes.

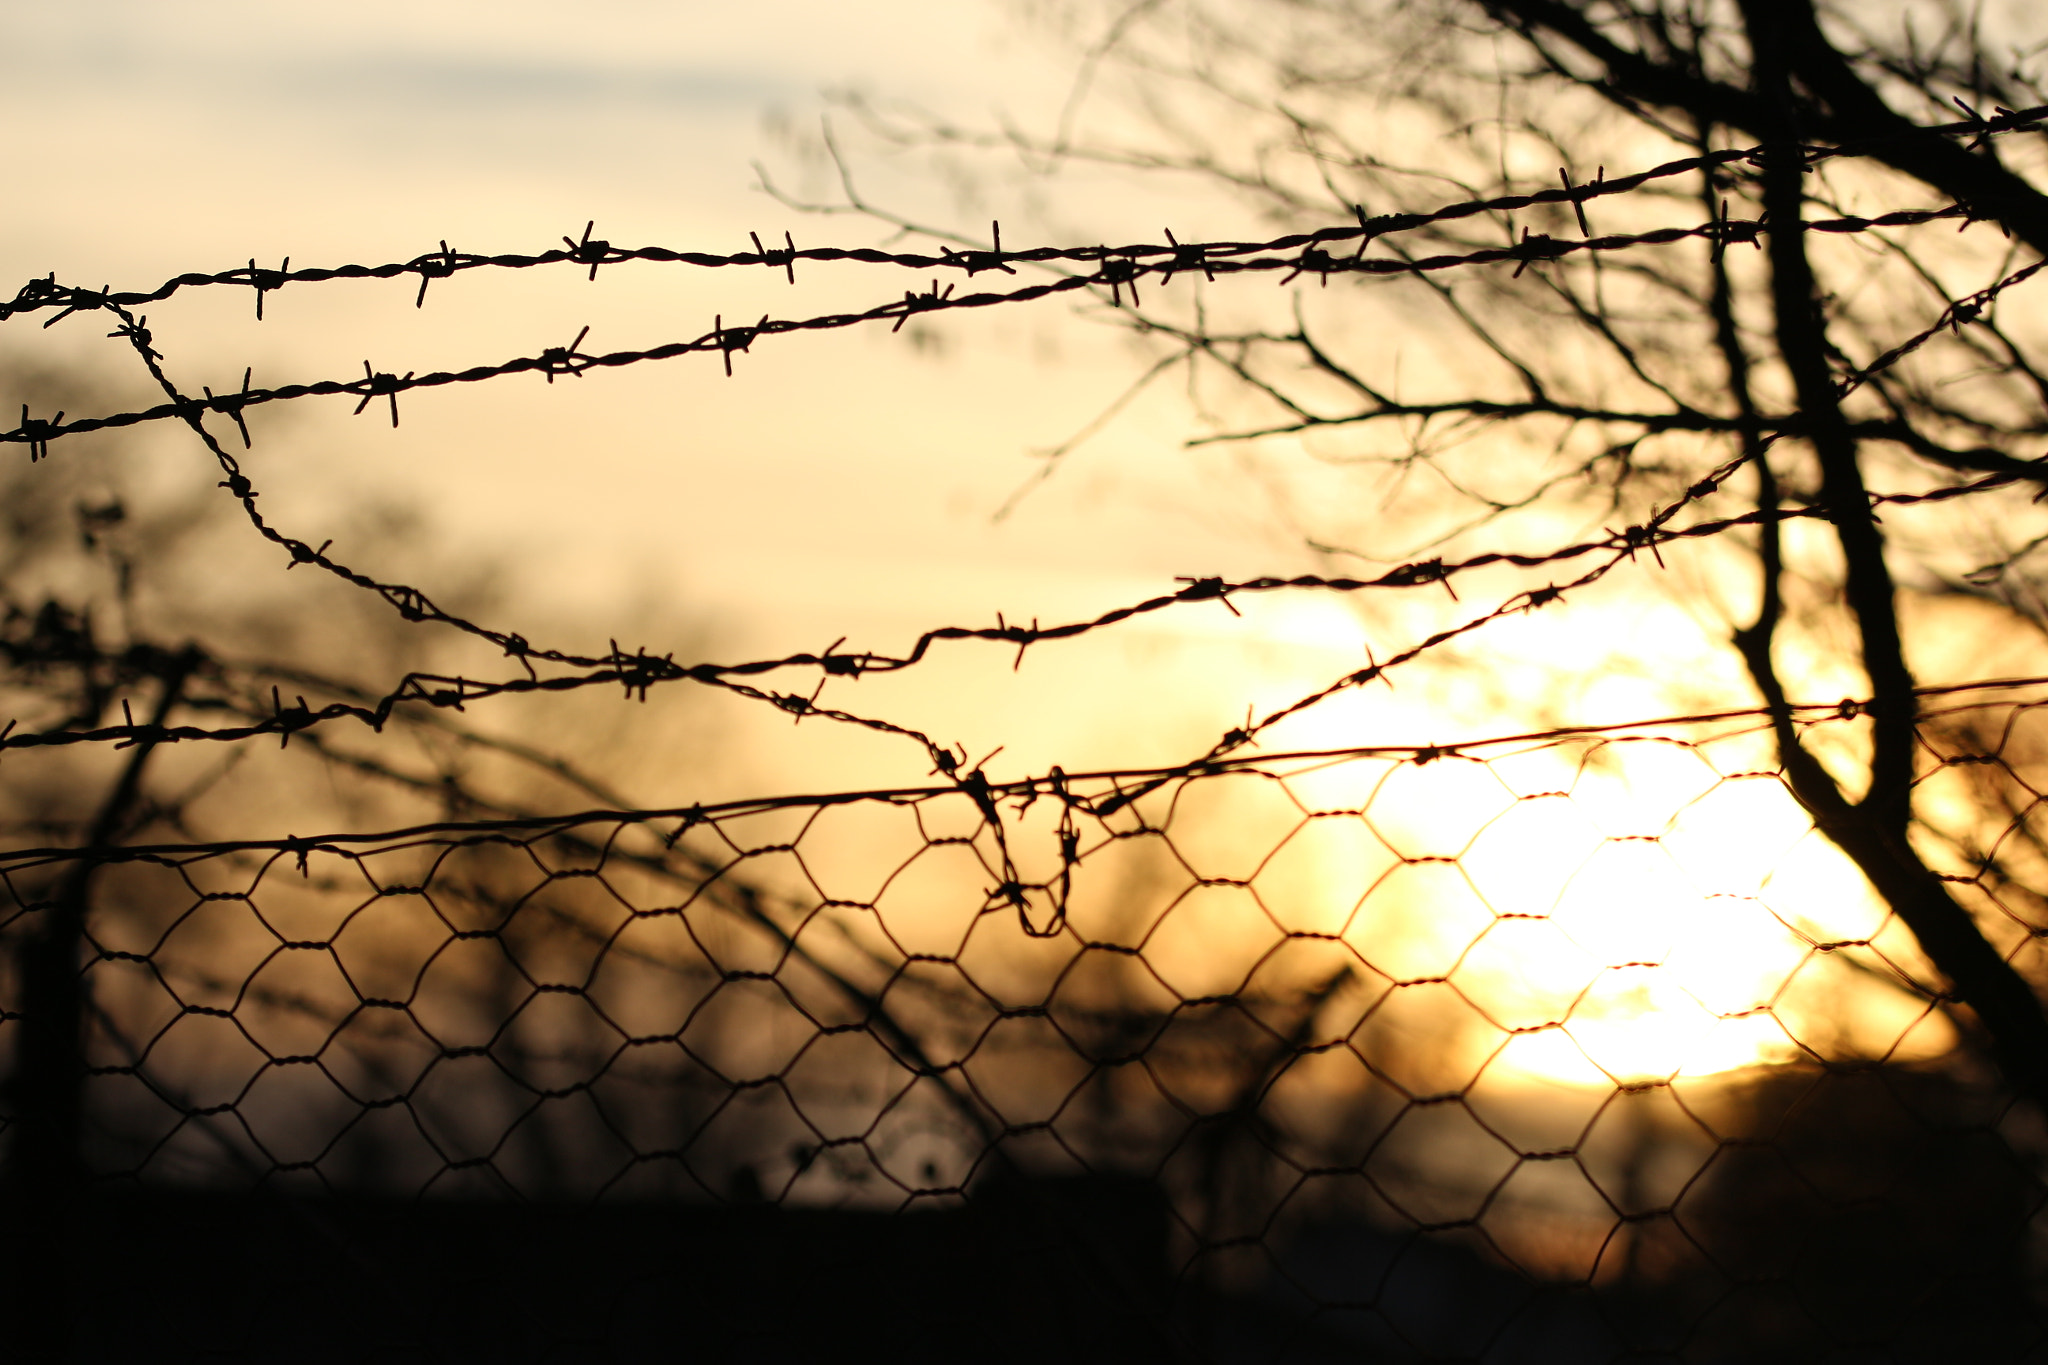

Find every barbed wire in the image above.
[1,446,2029,775]
[0,112,2037,798]
[9,673,2045,874]
[0,200,2015,454]
[4,102,2038,332]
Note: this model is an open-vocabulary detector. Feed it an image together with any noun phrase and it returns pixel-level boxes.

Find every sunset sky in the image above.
[1,0,2003,1097]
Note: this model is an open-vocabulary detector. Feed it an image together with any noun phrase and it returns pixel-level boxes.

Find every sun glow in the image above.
[1262,723,1950,1090]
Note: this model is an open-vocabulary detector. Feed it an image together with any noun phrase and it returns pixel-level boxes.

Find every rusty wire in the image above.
[0,200,2015,451]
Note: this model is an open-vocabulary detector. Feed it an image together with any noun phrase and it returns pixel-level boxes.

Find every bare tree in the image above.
[791,0,2048,1106]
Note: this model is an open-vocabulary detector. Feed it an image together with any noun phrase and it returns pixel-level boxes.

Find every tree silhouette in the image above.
[804,0,2048,1104]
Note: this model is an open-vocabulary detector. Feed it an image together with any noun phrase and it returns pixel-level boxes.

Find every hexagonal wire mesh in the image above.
[7,687,2048,1361]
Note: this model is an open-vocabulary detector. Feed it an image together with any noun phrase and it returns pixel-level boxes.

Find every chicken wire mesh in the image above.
[6,691,2048,1362]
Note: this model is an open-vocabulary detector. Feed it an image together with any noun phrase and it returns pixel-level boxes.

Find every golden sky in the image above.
[3,1,1974,1093]
[0,0,1398,784]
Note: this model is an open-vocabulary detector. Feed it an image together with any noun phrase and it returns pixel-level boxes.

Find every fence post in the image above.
[5,658,192,1363]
